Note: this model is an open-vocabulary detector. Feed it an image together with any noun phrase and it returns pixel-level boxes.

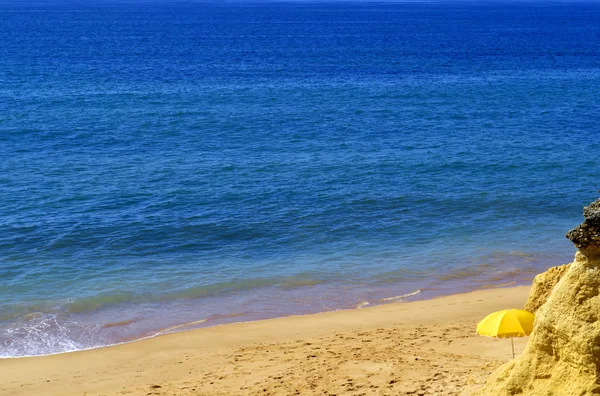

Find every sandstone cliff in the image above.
[524,263,569,313]
[479,198,600,395]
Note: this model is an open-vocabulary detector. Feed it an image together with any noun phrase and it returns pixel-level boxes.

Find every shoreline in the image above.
[0,278,530,360]
[1,248,565,359]
[0,284,531,395]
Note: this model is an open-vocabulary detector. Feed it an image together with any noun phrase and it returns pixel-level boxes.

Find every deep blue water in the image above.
[1,1,599,357]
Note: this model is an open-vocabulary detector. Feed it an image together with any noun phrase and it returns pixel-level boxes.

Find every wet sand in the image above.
[0,285,530,396]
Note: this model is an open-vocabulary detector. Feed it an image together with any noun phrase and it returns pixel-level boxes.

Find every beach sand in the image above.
[0,286,530,396]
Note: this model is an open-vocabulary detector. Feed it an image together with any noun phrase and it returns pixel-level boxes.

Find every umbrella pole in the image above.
[511,337,515,358]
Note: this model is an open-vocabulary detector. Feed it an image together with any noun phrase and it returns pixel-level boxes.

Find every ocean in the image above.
[1,0,599,357]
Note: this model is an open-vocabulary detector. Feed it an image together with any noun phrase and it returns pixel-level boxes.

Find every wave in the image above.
[0,273,328,357]
[59,274,326,315]
[0,312,106,358]
[381,289,421,301]
[102,319,136,328]
[279,278,324,290]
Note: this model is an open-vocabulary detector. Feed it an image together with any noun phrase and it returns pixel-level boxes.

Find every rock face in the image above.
[566,198,600,258]
[479,198,600,395]
[524,263,570,313]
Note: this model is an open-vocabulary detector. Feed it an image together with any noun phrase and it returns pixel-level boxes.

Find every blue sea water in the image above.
[1,1,599,357]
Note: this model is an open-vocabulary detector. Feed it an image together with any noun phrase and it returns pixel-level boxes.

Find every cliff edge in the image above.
[479,198,600,395]
[524,263,570,313]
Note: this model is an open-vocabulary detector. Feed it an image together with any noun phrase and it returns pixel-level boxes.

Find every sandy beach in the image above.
[0,285,530,396]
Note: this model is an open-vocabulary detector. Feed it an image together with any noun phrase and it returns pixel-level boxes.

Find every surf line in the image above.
[381,289,421,301]
[156,319,208,335]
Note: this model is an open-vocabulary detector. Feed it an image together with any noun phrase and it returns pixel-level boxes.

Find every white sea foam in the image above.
[0,311,213,359]
[0,312,105,358]
[381,289,421,301]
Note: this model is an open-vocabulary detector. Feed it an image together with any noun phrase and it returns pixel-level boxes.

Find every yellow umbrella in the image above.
[476,309,535,358]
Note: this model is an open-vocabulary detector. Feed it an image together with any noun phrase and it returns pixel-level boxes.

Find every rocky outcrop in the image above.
[479,198,600,395]
[524,263,570,313]
[566,198,600,258]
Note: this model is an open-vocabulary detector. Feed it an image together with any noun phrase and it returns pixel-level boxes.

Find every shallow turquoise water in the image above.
[1,1,599,357]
